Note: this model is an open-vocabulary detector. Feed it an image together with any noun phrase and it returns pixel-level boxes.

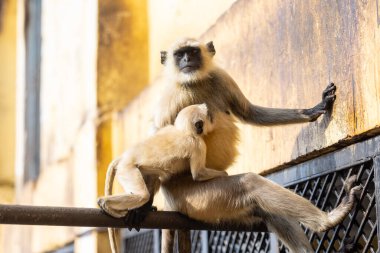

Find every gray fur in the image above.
[154,39,343,253]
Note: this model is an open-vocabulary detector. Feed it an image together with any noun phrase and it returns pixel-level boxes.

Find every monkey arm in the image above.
[189,139,228,181]
[231,83,336,126]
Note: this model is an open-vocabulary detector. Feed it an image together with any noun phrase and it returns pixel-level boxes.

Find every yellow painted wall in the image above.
[97,0,149,196]
[0,0,16,202]
[96,1,150,249]
[3,0,99,252]
[115,0,380,179]
[0,0,17,251]
[148,0,237,81]
[2,0,378,252]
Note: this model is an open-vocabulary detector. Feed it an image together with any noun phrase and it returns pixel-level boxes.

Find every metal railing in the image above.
[0,204,267,232]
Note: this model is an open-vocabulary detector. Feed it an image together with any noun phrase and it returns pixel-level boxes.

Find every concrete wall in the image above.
[115,0,380,180]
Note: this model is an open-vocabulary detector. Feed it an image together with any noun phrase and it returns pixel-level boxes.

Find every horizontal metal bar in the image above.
[0,204,267,232]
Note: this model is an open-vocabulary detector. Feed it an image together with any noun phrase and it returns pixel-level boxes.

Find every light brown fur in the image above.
[156,39,358,253]
[97,104,227,253]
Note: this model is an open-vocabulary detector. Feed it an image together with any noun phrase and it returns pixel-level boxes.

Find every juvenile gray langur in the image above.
[154,38,360,253]
[97,104,226,253]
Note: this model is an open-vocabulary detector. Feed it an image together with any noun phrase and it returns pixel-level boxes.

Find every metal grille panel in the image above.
[121,160,378,253]
[279,161,377,253]
[208,231,270,253]
[124,230,154,253]
[191,230,203,252]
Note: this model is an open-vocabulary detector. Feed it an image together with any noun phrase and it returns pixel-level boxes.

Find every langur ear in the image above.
[160,51,167,65]
[198,103,208,113]
[206,41,216,56]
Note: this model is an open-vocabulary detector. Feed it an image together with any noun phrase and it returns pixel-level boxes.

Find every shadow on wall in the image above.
[0,0,4,32]
[291,106,336,173]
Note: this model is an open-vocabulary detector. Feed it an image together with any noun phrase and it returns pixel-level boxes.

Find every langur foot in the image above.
[124,201,157,231]
[97,197,129,218]
[344,175,357,193]
[337,237,361,253]
[321,175,362,232]
[342,175,362,204]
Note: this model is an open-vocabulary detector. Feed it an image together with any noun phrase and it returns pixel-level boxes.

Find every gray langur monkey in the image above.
[154,38,361,253]
[97,104,227,253]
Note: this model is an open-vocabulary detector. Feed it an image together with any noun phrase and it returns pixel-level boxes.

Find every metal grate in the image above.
[279,161,377,253]
[124,230,154,253]
[208,231,270,253]
[191,230,203,252]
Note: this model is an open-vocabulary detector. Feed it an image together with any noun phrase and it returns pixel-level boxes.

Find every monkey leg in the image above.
[241,173,361,233]
[161,172,360,251]
[319,175,362,231]
[161,229,191,253]
[266,215,313,253]
[161,229,175,253]
[161,173,264,224]
[98,166,150,218]
[177,230,191,253]
[193,168,228,181]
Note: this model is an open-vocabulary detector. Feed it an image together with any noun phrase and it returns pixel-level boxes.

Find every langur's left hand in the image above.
[307,83,336,121]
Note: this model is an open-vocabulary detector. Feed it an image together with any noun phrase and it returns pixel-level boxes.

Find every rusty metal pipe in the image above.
[0,204,267,232]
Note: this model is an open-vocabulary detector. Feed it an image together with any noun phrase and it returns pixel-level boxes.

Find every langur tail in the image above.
[105,158,121,253]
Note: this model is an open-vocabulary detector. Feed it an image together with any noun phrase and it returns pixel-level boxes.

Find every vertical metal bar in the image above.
[200,230,209,253]
[153,229,161,253]
[24,0,42,181]
[269,233,279,253]
[373,156,380,247]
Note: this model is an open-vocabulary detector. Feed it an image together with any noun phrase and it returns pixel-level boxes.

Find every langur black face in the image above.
[173,46,202,73]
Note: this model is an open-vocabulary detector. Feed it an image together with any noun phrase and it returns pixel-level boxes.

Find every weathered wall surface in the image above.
[98,0,149,112]
[202,0,380,175]
[1,0,378,252]
[115,0,380,177]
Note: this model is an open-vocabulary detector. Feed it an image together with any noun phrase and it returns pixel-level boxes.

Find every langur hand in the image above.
[124,200,157,232]
[305,83,336,122]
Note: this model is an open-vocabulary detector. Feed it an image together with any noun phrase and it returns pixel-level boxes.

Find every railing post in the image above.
[200,230,209,253]
[153,229,160,253]
[269,233,279,253]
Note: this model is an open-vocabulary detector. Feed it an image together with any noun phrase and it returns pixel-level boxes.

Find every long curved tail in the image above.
[105,158,120,253]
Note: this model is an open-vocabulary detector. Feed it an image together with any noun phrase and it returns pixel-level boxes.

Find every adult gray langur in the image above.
[154,38,360,253]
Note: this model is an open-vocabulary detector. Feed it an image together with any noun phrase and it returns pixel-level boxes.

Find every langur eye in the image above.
[174,52,183,58]
[195,120,204,134]
[195,120,203,129]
